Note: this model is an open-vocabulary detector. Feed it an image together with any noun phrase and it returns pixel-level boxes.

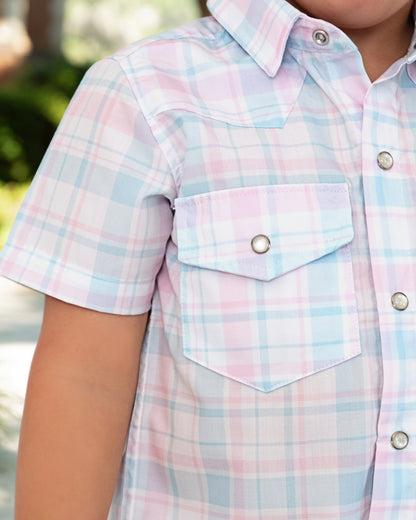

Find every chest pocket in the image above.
[175,183,361,392]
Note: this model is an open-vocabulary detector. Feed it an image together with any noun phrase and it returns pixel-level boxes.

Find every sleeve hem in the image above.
[0,243,153,316]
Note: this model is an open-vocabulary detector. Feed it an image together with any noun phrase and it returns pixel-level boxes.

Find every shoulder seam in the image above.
[106,56,182,194]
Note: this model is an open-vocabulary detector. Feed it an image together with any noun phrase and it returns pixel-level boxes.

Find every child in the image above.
[1,0,415,518]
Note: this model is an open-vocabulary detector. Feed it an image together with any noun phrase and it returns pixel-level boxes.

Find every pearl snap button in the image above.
[391,431,409,450]
[391,292,409,311]
[313,30,330,46]
[377,151,394,170]
[251,234,271,254]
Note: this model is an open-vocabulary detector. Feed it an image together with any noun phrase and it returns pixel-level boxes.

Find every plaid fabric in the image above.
[0,59,176,314]
[2,0,416,518]
[176,183,360,392]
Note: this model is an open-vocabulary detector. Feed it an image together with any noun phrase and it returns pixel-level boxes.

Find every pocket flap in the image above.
[175,183,353,281]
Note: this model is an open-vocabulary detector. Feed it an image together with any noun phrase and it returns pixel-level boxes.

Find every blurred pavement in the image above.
[0,276,43,519]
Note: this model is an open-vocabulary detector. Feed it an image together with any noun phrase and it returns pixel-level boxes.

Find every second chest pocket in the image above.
[175,183,361,392]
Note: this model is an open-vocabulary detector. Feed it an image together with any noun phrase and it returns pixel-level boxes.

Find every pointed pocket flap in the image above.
[175,183,353,281]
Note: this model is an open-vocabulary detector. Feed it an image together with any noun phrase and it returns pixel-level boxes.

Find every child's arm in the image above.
[15,295,148,520]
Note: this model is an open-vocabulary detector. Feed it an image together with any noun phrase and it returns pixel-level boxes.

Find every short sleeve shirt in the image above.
[2,0,416,518]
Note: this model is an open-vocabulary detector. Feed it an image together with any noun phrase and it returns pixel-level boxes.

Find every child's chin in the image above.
[287,0,409,31]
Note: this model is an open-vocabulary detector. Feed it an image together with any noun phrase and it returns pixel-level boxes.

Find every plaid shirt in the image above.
[2,0,416,517]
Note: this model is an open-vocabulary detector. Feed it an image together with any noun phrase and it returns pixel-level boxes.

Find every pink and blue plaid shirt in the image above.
[2,0,416,517]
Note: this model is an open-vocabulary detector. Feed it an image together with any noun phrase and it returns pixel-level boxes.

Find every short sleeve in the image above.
[0,58,177,314]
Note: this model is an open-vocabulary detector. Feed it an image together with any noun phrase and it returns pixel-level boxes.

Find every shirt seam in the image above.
[0,242,155,287]
[106,56,182,195]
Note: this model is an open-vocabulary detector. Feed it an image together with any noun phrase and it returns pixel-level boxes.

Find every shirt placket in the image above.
[362,72,416,518]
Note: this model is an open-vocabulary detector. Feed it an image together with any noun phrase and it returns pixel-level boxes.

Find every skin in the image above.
[15,297,148,519]
[288,0,415,81]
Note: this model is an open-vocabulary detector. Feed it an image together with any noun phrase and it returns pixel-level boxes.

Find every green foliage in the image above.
[21,58,89,99]
[0,58,90,184]
[0,1,201,183]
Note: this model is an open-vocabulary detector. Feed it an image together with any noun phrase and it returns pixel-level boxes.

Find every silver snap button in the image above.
[391,292,409,311]
[251,234,271,254]
[391,431,409,450]
[377,151,394,170]
[312,30,330,46]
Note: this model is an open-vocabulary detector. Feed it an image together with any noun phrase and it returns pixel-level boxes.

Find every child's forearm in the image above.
[15,297,148,520]
[16,367,129,519]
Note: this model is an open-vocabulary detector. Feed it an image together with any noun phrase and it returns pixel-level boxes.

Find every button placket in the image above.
[361,75,416,514]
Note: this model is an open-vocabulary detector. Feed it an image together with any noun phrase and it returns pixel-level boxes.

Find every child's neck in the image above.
[341,7,414,82]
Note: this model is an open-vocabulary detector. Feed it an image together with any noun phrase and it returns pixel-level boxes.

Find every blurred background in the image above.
[0,0,209,517]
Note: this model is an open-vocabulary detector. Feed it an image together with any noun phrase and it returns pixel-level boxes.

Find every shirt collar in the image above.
[207,0,301,77]
[208,0,416,77]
